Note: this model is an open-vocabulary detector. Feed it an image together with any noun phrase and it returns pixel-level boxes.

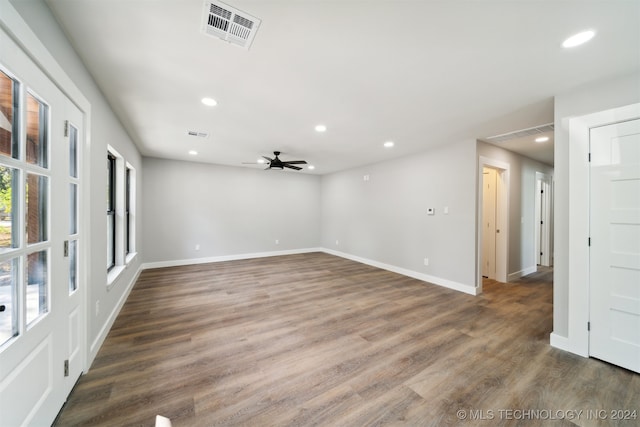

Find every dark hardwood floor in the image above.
[55,254,638,426]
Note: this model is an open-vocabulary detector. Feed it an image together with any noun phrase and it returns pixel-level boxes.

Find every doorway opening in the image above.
[535,172,553,268]
[477,157,509,292]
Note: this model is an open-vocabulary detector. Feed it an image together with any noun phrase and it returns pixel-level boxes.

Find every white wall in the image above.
[477,141,554,280]
[142,158,321,265]
[553,72,640,342]
[321,140,477,293]
[11,0,143,364]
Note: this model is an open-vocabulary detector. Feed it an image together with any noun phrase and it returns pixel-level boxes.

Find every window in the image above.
[106,150,135,280]
[125,165,135,257]
[107,153,115,270]
[68,122,79,293]
[0,68,51,346]
[125,167,131,255]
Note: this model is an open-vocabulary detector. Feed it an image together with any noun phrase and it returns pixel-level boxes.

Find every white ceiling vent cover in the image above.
[485,123,555,143]
[201,1,261,49]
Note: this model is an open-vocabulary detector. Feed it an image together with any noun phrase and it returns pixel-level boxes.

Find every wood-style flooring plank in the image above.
[54,256,638,426]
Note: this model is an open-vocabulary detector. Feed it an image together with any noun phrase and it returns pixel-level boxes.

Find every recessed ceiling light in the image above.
[188,150,198,155]
[201,97,217,106]
[384,141,395,148]
[535,136,550,143]
[315,124,327,132]
[562,30,595,48]
[308,165,315,170]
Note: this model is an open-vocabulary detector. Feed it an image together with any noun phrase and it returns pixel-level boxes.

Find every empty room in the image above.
[1,1,639,426]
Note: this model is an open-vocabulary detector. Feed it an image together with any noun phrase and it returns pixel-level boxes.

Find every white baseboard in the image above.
[141,247,324,270]
[321,248,478,295]
[549,332,571,353]
[88,264,142,367]
[507,265,538,282]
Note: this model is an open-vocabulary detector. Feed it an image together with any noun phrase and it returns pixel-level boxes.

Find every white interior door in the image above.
[482,167,497,279]
[0,26,84,426]
[535,173,552,267]
[589,118,640,373]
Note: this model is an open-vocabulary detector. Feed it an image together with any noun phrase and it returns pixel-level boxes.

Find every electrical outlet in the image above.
[443,206,449,214]
[336,240,339,246]
[195,244,200,251]
[424,257,429,266]
[275,239,279,244]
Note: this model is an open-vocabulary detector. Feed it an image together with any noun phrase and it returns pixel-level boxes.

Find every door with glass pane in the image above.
[0,27,84,426]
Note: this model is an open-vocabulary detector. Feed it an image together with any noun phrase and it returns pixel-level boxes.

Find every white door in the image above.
[482,167,497,279]
[0,26,85,426]
[535,174,552,267]
[589,118,640,373]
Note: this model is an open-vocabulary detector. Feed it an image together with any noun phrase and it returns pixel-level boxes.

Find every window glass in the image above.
[125,167,130,254]
[26,250,48,326]
[69,240,77,293]
[26,93,48,168]
[69,124,78,178]
[107,154,115,269]
[0,71,19,159]
[26,173,48,244]
[70,183,77,235]
[0,257,18,346]
[0,166,18,251]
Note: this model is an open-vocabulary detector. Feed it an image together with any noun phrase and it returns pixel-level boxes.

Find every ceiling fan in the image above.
[244,151,308,170]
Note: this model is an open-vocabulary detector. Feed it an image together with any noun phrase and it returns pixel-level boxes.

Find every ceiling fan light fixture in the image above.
[562,30,595,48]
[308,165,315,170]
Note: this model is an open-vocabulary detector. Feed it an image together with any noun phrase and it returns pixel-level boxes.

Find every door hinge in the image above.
[588,237,591,247]
[540,220,544,225]
[588,152,591,162]
[64,359,69,377]
[63,240,69,257]
[64,120,69,137]
[587,321,591,331]
[540,252,543,256]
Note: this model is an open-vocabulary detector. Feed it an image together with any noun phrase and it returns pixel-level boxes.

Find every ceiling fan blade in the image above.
[283,160,307,164]
[262,156,273,162]
[242,162,259,164]
[283,164,302,170]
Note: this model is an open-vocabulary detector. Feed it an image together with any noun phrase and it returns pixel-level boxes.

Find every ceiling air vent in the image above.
[187,130,209,138]
[485,123,555,143]
[201,1,261,49]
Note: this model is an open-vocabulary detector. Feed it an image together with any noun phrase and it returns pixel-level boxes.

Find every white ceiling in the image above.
[45,0,639,173]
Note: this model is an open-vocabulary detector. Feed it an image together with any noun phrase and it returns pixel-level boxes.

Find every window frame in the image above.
[106,152,116,271]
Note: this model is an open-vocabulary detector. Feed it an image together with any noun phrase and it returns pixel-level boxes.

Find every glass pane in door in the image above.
[0,257,18,346]
[26,173,48,244]
[26,250,48,326]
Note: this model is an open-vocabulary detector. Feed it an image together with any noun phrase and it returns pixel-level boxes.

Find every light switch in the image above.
[444,206,449,214]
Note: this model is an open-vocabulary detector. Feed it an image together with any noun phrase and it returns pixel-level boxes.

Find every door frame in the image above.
[477,156,510,292]
[565,102,640,357]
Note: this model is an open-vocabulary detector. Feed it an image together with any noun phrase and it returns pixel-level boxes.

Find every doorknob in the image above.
[0,305,5,312]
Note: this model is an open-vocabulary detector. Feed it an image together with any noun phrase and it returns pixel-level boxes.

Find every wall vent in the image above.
[485,123,555,143]
[187,130,209,138]
[201,1,261,49]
